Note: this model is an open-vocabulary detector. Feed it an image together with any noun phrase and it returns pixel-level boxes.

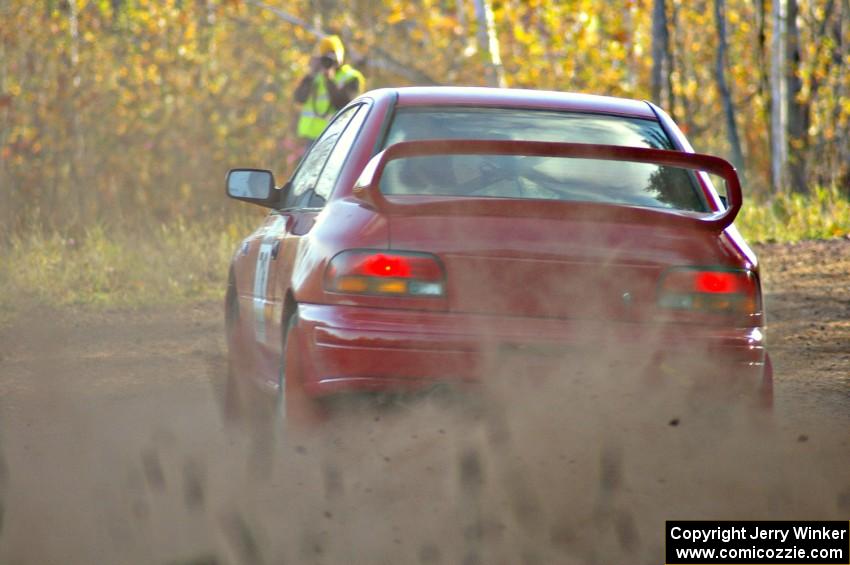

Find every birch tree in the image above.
[472,0,505,87]
[771,0,787,192]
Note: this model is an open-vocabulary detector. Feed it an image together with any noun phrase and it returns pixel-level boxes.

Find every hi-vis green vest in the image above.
[297,64,365,140]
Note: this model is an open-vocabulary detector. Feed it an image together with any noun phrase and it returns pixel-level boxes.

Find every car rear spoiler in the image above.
[353,140,742,232]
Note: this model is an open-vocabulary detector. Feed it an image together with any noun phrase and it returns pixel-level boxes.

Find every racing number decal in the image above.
[252,216,287,343]
[253,242,274,342]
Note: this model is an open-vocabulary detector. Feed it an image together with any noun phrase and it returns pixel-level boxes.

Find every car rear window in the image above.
[380,108,708,212]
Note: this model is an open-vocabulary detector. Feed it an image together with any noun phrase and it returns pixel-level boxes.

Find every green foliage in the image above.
[737,186,850,243]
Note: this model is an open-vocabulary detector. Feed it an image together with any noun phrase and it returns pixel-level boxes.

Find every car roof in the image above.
[364,86,657,120]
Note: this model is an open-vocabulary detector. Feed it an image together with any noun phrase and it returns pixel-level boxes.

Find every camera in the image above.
[320,56,335,69]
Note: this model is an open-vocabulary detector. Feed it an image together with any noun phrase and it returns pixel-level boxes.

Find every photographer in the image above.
[293,35,365,146]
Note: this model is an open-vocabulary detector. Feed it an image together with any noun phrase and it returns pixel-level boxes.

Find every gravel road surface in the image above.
[0,239,848,564]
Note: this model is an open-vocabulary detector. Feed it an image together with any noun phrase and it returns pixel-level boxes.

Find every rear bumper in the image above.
[294,303,771,402]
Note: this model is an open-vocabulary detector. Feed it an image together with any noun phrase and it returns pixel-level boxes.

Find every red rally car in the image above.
[224,87,772,424]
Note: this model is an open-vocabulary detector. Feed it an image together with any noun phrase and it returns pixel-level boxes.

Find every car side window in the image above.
[283,104,361,210]
[312,104,369,205]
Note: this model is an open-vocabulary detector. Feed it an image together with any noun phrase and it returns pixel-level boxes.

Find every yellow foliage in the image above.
[387,7,405,24]
[0,0,848,237]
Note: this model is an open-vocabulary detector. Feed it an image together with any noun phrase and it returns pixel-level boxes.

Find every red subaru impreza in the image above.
[224,87,772,425]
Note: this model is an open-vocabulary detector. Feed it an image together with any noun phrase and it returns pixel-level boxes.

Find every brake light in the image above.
[361,254,412,278]
[658,268,760,315]
[694,271,740,294]
[325,250,446,297]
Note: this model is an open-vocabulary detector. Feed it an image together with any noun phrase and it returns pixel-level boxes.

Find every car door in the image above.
[250,102,371,389]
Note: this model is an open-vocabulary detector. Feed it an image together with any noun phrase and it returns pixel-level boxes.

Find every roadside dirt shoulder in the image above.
[756,237,850,422]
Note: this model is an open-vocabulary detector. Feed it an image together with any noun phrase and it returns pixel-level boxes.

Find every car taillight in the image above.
[658,267,760,316]
[325,250,446,297]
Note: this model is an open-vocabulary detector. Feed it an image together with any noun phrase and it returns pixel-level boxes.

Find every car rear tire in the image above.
[222,275,277,427]
[221,274,247,424]
[279,308,324,429]
[223,357,247,424]
[223,345,272,427]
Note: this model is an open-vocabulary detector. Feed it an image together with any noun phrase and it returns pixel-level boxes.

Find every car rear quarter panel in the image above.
[285,198,391,305]
[283,92,397,305]
[650,102,760,275]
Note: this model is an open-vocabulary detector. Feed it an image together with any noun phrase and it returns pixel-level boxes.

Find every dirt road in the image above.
[0,239,848,564]
[758,238,850,421]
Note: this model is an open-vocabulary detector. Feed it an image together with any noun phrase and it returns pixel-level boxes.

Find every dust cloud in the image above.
[0,299,847,565]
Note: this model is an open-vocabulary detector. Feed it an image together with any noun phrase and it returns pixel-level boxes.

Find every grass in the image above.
[736,186,850,243]
[0,217,254,316]
[1,187,847,317]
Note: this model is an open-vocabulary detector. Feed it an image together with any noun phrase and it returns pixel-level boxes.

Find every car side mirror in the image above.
[226,168,278,208]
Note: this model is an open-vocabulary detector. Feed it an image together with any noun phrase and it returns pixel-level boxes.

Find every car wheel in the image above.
[223,343,267,426]
[279,308,324,429]
[222,275,277,427]
[221,275,246,424]
[223,356,247,423]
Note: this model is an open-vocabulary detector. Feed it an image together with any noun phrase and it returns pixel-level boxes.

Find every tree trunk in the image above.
[472,0,505,87]
[67,0,85,226]
[455,0,467,30]
[770,0,787,192]
[669,3,695,134]
[651,0,663,103]
[664,22,677,121]
[755,0,771,135]
[839,0,850,190]
[651,0,675,114]
[785,0,808,193]
[713,0,745,175]
[0,4,9,236]
[787,0,837,191]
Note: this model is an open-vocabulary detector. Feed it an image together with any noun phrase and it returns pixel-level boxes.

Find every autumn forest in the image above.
[1,0,849,234]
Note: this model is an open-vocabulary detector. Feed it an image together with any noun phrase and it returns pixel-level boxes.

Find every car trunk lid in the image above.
[354,140,743,321]
[387,209,725,320]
